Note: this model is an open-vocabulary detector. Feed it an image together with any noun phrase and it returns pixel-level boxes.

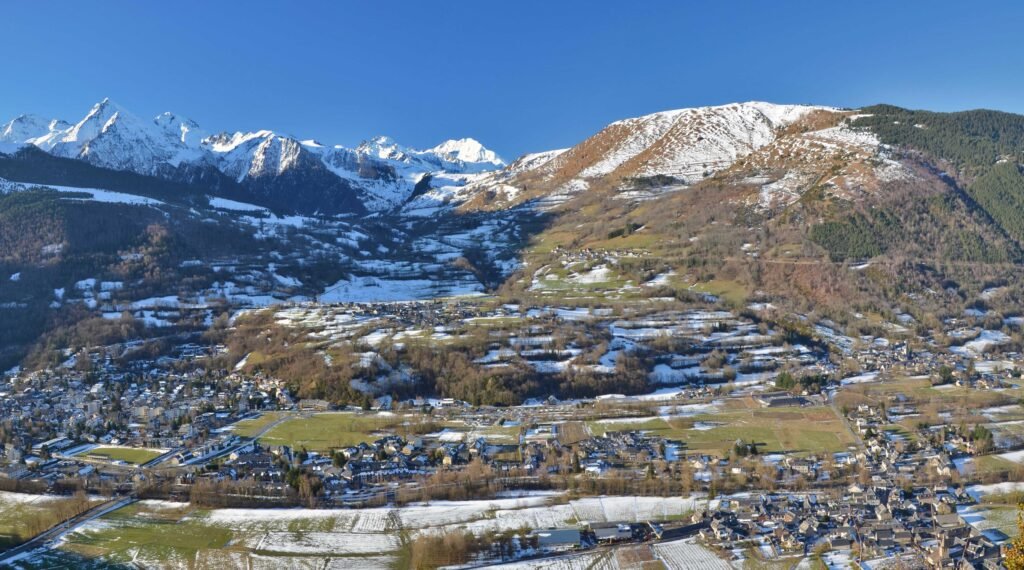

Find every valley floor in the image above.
[8,494,726,570]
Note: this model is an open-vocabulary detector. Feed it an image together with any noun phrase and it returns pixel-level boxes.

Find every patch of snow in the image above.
[209,196,268,212]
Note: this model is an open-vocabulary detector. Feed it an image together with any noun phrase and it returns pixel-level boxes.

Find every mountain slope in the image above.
[447,102,830,211]
[495,102,1024,327]
[5,98,1024,369]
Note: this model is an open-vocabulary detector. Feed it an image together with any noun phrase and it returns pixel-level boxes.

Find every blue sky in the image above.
[2,1,1023,158]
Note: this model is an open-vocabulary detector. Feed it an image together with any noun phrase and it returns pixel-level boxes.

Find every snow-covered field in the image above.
[957,504,1015,544]
[966,482,1024,500]
[10,181,164,206]
[839,371,879,385]
[256,531,399,555]
[997,449,1024,464]
[486,551,610,569]
[24,494,721,569]
[653,538,731,569]
[320,276,484,303]
[951,330,1011,357]
[208,196,268,212]
[568,265,612,284]
[0,490,66,505]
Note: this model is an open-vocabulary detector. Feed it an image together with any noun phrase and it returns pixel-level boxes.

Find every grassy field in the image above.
[257,412,409,451]
[971,454,1022,476]
[237,412,513,451]
[66,506,232,565]
[588,417,691,440]
[29,501,364,567]
[988,419,1024,443]
[0,492,92,548]
[26,502,240,568]
[85,446,164,464]
[589,404,856,456]
[694,406,855,455]
[229,411,290,438]
[882,424,916,443]
[839,375,1023,411]
[689,279,750,306]
[529,229,579,254]
[589,231,663,251]
[767,242,808,259]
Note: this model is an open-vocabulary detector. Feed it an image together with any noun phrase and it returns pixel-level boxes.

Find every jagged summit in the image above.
[154,112,206,147]
[0,114,57,143]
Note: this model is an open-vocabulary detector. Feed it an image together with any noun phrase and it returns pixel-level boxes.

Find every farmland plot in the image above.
[654,538,731,569]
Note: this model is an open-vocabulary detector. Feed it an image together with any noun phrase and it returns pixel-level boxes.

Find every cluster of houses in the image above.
[697,488,1002,568]
[195,435,478,497]
[0,344,294,480]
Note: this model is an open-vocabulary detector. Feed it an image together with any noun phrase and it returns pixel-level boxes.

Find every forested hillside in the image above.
[0,187,273,370]
[0,148,208,205]
[853,105,1024,174]
[853,106,1024,252]
[965,161,1024,245]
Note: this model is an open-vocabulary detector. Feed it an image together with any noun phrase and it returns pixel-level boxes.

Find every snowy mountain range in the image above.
[1,99,875,218]
[0,99,506,214]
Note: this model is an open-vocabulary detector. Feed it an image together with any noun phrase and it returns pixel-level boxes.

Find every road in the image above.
[0,496,136,566]
[245,411,303,439]
[827,393,867,453]
[139,447,183,468]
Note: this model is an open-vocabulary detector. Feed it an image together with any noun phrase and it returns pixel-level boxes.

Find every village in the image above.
[0,293,1023,567]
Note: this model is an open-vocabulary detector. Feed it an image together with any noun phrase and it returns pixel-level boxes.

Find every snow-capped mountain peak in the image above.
[204,130,278,154]
[61,98,133,146]
[154,112,205,148]
[0,114,55,143]
[428,137,504,167]
[29,98,213,172]
[48,118,71,132]
[199,129,310,181]
[357,136,409,161]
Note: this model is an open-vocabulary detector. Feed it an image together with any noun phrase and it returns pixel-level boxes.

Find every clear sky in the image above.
[2,0,1023,158]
